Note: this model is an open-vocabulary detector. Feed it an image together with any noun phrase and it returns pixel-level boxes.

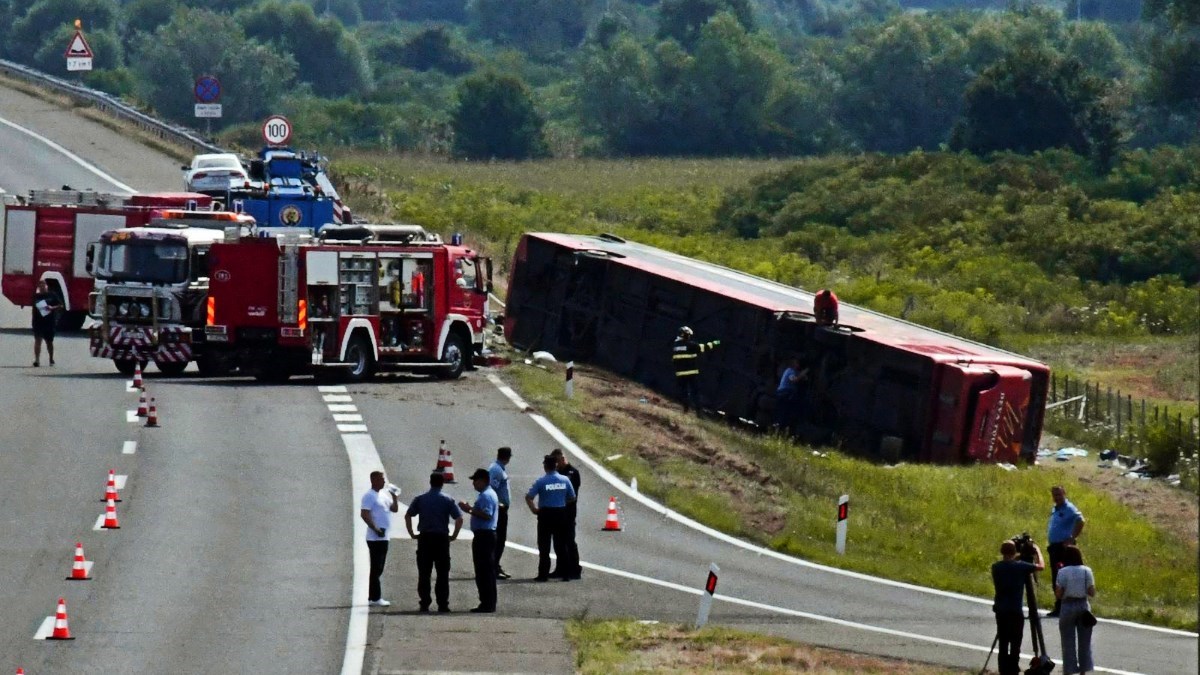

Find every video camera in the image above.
[1011,532,1037,564]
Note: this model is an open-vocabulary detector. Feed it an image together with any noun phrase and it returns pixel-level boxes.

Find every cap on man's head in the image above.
[497,446,512,459]
[470,468,490,481]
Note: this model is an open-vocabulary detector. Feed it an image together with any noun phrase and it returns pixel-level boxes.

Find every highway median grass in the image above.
[505,360,1199,631]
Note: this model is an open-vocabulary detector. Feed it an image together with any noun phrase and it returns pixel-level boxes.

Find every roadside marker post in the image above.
[836,494,849,555]
[565,361,574,398]
[695,562,720,628]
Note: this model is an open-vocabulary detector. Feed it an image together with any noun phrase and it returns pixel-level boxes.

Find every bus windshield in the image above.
[94,240,189,283]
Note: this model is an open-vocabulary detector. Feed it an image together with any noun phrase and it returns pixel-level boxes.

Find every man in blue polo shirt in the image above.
[525,455,576,582]
[488,446,513,580]
[405,472,463,612]
[459,468,500,612]
[1046,485,1085,617]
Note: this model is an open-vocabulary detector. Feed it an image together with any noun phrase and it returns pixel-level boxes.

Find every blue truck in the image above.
[228,147,352,235]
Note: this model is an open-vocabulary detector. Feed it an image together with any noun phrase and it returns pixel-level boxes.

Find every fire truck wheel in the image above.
[344,335,376,382]
[156,360,188,377]
[113,359,145,376]
[197,354,231,377]
[438,333,467,380]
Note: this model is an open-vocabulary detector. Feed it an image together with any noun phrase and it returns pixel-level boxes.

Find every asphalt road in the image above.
[0,82,1195,674]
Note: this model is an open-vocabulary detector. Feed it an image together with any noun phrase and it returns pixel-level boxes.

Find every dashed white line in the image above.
[114,475,127,490]
[323,394,353,403]
[337,424,369,433]
[319,385,348,393]
[123,441,137,454]
[92,514,106,531]
[126,410,139,423]
[333,414,363,423]
[328,404,358,412]
[32,615,54,640]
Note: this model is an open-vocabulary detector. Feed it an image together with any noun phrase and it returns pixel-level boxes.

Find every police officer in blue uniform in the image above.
[525,455,576,582]
[488,447,513,579]
[405,472,464,612]
[459,468,500,612]
[550,448,581,580]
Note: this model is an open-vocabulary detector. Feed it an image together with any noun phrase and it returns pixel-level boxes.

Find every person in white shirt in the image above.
[360,471,399,607]
[1054,545,1097,674]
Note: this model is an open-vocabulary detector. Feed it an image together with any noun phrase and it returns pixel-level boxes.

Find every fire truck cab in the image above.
[205,224,491,382]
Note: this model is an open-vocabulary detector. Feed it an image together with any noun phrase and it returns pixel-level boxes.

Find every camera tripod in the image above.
[980,576,1055,675]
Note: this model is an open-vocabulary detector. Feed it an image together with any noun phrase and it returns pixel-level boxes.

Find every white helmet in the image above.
[679,326,693,337]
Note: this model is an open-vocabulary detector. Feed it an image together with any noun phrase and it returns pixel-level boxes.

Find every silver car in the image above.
[182,153,248,193]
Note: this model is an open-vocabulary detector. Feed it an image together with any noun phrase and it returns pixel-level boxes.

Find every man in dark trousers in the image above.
[1046,485,1085,617]
[458,469,499,613]
[991,538,1045,674]
[404,472,463,612]
[671,326,720,413]
[550,448,581,580]
[488,447,513,580]
[525,454,576,582]
[360,471,400,607]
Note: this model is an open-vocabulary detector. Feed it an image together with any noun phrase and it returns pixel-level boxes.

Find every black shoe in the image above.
[549,569,561,578]
[534,576,549,582]
[49,359,54,366]
[569,571,582,580]
[418,605,430,613]
[561,575,571,582]
[32,361,38,367]
[437,606,451,613]
[1046,611,1060,618]
[496,569,511,580]
[470,606,496,613]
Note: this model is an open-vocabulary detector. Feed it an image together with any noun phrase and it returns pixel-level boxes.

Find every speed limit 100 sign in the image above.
[262,115,292,146]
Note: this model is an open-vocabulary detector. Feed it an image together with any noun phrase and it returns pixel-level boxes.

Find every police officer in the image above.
[550,448,581,580]
[1046,485,1085,617]
[404,472,464,612]
[458,469,499,613]
[672,326,720,414]
[488,447,513,580]
[525,454,576,582]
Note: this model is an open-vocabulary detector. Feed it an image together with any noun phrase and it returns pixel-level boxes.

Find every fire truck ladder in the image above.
[23,189,129,208]
[278,243,299,324]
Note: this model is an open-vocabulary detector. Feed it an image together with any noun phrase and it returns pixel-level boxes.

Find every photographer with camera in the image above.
[991,535,1045,674]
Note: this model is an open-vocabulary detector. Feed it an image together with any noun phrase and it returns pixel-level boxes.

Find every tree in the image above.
[123,0,181,46]
[952,48,1120,167]
[131,8,296,125]
[657,0,754,51]
[237,1,371,97]
[394,26,473,75]
[451,71,547,159]
[577,33,662,154]
[468,0,594,56]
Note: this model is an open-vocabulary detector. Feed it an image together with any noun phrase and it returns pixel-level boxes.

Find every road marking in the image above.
[123,441,137,454]
[333,414,363,423]
[339,432,375,675]
[126,410,138,423]
[323,394,353,403]
[0,115,136,193]
[319,385,348,393]
[485,373,1197,639]
[92,514,106,530]
[126,381,138,393]
[328,404,357,412]
[32,615,54,640]
[498,541,1144,675]
[338,424,368,433]
[115,475,127,490]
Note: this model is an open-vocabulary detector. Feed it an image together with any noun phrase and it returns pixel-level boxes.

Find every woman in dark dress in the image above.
[31,280,62,367]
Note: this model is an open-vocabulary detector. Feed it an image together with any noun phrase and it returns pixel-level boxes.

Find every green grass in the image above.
[508,363,1199,631]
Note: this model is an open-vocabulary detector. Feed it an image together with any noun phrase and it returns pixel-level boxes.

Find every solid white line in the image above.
[123,441,137,455]
[32,615,54,640]
[92,514,105,531]
[328,404,358,412]
[340,433,378,675]
[333,414,363,423]
[324,394,353,403]
[338,424,368,433]
[484,374,1197,639]
[126,381,138,393]
[319,385,348,393]
[83,560,94,576]
[115,475,127,490]
[0,116,136,193]
[126,410,139,423]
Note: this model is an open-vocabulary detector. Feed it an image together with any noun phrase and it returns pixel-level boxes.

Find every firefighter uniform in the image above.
[672,327,719,413]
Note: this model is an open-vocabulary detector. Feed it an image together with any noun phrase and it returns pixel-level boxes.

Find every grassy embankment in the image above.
[331,153,1198,630]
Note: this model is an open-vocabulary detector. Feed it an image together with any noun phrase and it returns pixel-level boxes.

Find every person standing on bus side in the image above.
[813,289,839,327]
[672,326,720,414]
[488,446,513,580]
[774,357,809,433]
[31,280,62,367]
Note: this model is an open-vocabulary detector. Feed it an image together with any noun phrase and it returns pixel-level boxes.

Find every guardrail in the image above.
[0,58,223,156]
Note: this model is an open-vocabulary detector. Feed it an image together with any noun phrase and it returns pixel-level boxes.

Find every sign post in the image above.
[565,361,574,399]
[836,494,849,555]
[695,562,720,628]
[194,75,222,136]
[64,20,93,72]
[262,115,292,147]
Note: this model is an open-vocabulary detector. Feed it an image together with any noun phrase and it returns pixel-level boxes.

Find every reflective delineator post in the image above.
[695,562,720,628]
[836,494,849,555]
[565,361,574,399]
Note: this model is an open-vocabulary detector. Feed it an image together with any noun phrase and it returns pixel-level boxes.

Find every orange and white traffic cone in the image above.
[67,541,91,581]
[434,440,456,483]
[145,398,158,428]
[132,362,143,389]
[101,497,120,529]
[48,597,74,640]
[602,496,622,531]
[136,390,148,417]
[103,469,121,503]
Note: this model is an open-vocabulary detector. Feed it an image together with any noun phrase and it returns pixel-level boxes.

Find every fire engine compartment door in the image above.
[307,250,338,285]
[75,214,126,277]
[3,209,35,275]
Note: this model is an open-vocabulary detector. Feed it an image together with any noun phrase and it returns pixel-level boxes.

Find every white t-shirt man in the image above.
[361,489,394,541]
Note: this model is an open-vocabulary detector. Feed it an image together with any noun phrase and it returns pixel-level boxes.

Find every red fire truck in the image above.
[204,224,492,382]
[2,189,212,330]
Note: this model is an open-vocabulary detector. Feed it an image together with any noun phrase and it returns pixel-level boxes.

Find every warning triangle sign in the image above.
[64,31,93,58]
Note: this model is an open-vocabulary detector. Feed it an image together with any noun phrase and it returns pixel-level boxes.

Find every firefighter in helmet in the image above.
[813,289,839,327]
[672,326,720,414]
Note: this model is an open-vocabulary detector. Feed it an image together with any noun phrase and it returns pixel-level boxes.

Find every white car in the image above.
[182,153,248,193]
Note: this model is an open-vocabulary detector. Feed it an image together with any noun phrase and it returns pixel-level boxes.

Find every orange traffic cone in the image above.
[136,390,148,417]
[132,362,143,389]
[602,496,622,531]
[434,440,456,483]
[101,497,120,529]
[48,597,74,640]
[103,469,121,503]
[145,398,158,428]
[67,542,91,580]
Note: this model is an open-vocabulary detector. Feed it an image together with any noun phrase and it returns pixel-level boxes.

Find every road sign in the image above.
[262,115,292,146]
[194,104,223,119]
[64,30,93,72]
[194,76,221,103]
[836,494,849,555]
[695,562,720,628]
